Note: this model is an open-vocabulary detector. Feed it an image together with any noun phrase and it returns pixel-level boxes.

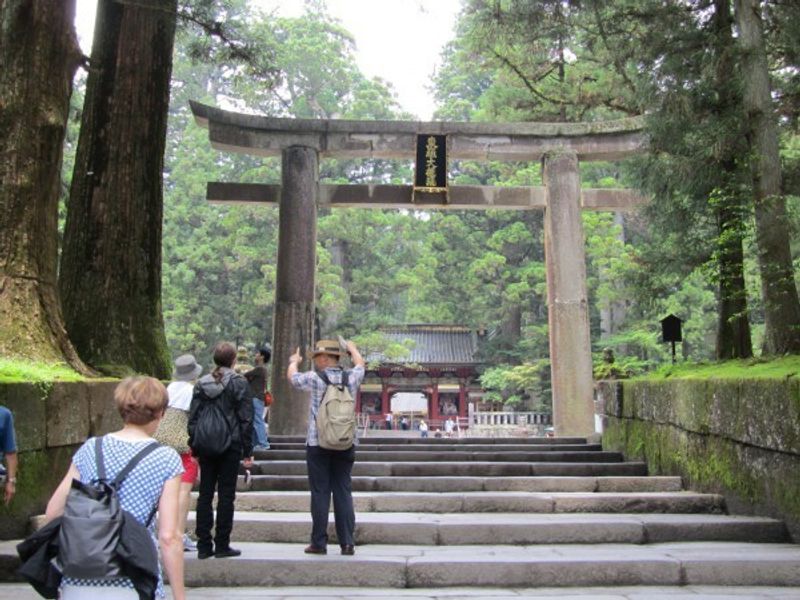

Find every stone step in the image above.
[173,541,800,587]
[264,443,603,452]
[4,541,800,588]
[269,435,589,445]
[201,512,785,546]
[249,461,648,480]
[228,489,722,513]
[256,449,623,463]
[247,472,661,492]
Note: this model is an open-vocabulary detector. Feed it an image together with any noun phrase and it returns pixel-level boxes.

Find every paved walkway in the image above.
[1,583,800,599]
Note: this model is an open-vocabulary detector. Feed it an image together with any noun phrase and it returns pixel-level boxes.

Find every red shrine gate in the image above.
[355,325,482,428]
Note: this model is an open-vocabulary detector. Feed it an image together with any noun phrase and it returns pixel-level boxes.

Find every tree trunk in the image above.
[716,192,753,359]
[59,0,177,377]
[734,0,800,354]
[0,0,92,373]
[714,0,752,360]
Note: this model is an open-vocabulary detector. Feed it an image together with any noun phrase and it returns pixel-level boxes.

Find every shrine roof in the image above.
[374,325,481,365]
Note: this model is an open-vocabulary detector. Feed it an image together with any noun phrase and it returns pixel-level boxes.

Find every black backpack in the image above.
[58,437,161,580]
[190,391,233,458]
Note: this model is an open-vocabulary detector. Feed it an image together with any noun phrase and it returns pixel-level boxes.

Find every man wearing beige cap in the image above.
[287,338,364,556]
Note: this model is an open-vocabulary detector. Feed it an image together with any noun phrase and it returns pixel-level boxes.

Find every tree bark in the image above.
[714,0,752,360]
[734,0,800,354]
[716,192,753,359]
[0,0,92,373]
[59,0,177,376]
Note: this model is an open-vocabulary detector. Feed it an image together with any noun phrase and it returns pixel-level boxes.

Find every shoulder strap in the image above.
[111,441,162,488]
[315,369,331,386]
[315,369,348,389]
[95,436,106,481]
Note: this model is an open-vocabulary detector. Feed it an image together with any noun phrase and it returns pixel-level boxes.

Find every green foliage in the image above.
[637,355,800,381]
[0,360,86,383]
[479,361,550,411]
[148,0,800,392]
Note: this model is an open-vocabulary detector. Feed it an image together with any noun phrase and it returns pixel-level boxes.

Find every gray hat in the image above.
[173,354,202,382]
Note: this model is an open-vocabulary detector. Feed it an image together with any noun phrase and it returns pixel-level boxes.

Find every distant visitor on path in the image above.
[245,344,272,451]
[189,341,254,560]
[0,405,18,505]
[287,338,365,556]
[385,411,392,430]
[43,377,186,599]
[419,419,428,438]
[154,353,203,552]
[445,417,455,438]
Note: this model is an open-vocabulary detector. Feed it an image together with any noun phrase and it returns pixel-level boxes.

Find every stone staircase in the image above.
[2,434,799,593]
[182,435,800,589]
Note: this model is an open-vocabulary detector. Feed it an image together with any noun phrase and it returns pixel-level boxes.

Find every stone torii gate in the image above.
[190,101,647,437]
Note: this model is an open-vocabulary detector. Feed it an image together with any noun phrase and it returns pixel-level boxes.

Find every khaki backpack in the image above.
[315,370,356,450]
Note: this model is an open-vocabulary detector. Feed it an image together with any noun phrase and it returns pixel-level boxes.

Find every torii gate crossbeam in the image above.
[190,101,648,438]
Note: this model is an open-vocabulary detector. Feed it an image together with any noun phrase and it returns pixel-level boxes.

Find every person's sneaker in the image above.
[253,445,270,451]
[183,534,197,552]
[214,547,242,558]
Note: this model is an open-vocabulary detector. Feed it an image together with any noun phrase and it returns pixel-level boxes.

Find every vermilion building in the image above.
[358,324,484,429]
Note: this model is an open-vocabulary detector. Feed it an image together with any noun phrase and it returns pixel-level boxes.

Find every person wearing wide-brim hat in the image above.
[173,354,203,382]
[287,337,365,556]
[160,354,203,552]
[307,339,344,360]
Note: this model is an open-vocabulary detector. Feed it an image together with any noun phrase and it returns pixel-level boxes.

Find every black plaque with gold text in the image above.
[414,134,448,203]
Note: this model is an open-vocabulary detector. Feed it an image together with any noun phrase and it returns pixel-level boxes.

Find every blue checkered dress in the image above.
[63,435,183,597]
[291,365,365,446]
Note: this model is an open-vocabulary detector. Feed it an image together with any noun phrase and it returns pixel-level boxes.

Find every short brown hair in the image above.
[114,376,168,425]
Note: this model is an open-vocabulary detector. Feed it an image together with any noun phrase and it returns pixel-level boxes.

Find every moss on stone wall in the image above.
[0,379,121,539]
[602,378,800,539]
[0,447,74,539]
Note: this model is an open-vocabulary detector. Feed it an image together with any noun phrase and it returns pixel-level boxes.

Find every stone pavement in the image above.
[1,583,800,599]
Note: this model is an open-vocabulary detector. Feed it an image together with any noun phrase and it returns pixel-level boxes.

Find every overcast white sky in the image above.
[74,0,462,120]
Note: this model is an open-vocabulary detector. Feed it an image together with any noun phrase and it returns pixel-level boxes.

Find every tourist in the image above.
[287,338,365,556]
[418,419,429,438]
[0,405,18,505]
[245,344,272,451]
[445,417,455,438]
[385,411,392,430]
[400,415,409,430]
[189,341,254,559]
[44,376,185,599]
[154,354,202,552]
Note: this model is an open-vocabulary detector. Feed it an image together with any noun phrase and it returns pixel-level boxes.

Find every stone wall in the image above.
[599,378,800,540]
[0,381,121,539]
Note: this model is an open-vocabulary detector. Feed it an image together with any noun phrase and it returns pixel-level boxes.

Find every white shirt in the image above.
[166,380,193,411]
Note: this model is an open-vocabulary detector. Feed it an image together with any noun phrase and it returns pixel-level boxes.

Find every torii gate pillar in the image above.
[269,146,318,436]
[544,151,595,438]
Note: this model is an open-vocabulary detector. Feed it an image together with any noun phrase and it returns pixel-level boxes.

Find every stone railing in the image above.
[471,411,552,427]
[466,411,552,438]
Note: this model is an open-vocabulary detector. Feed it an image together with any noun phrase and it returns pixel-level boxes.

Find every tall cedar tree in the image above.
[0,0,92,373]
[713,0,752,359]
[59,0,177,377]
[587,0,753,359]
[734,0,800,354]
